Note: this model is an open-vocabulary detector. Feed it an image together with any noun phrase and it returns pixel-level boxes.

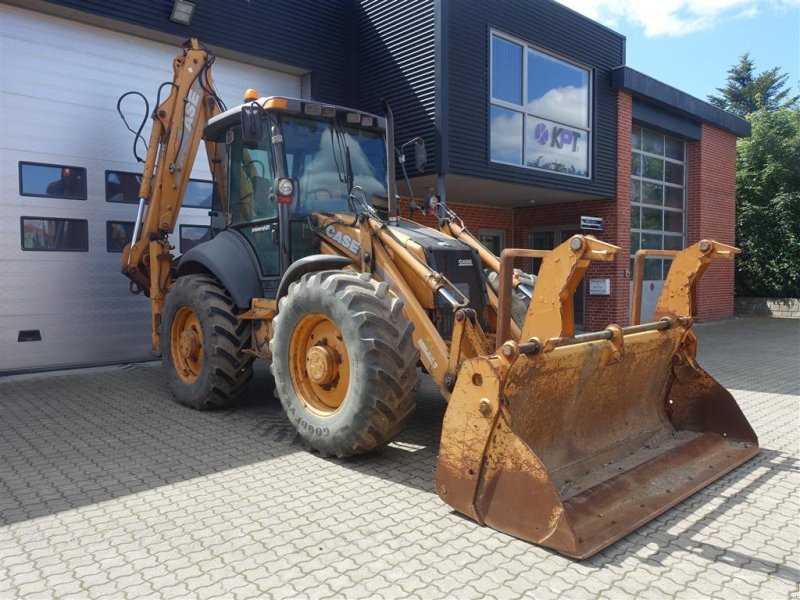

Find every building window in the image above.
[19,162,87,200]
[106,170,212,208]
[21,217,88,251]
[105,171,141,204]
[490,32,591,177]
[631,126,686,279]
[106,221,135,253]
[184,180,213,209]
[179,225,211,254]
[478,228,506,256]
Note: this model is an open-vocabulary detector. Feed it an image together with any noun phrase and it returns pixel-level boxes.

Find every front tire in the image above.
[161,274,254,409]
[270,271,418,457]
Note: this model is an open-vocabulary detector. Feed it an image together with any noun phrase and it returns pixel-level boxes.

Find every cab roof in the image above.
[203,96,386,142]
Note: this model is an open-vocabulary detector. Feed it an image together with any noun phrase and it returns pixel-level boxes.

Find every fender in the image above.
[177,230,261,309]
[276,254,352,299]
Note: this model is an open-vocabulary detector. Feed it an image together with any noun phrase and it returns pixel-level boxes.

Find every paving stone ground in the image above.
[1,317,798,599]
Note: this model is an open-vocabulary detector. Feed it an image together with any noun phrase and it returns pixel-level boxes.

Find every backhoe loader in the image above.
[121,40,758,559]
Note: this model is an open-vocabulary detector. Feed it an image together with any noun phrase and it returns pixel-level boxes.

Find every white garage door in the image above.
[0,5,302,373]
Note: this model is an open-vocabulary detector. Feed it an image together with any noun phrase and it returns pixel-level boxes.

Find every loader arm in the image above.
[307,211,758,559]
[121,38,226,353]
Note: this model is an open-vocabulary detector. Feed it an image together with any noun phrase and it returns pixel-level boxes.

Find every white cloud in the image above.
[527,85,589,128]
[556,0,799,37]
[490,109,523,163]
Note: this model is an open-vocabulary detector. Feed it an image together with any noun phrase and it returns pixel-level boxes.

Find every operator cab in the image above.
[202,96,389,294]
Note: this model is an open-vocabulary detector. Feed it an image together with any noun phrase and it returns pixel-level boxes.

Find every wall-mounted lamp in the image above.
[170,0,196,25]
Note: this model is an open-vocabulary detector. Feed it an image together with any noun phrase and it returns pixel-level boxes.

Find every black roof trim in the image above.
[612,66,751,137]
[633,99,701,140]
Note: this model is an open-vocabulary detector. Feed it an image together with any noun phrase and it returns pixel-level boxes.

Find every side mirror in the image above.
[414,138,427,172]
[241,103,264,143]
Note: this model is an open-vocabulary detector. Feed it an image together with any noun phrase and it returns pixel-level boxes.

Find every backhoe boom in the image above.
[121,38,225,353]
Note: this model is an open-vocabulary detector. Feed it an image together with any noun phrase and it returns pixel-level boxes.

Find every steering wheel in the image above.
[244,160,265,178]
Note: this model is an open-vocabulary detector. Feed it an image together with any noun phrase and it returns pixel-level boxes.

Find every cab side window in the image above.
[228,130,276,224]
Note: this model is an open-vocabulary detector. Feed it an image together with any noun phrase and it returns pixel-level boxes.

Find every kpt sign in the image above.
[525,116,588,176]
[533,122,582,152]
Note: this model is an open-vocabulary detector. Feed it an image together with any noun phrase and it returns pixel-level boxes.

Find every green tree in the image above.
[735,107,800,297]
[709,53,799,117]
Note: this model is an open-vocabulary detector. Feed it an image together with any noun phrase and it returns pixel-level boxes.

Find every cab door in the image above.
[227,128,281,286]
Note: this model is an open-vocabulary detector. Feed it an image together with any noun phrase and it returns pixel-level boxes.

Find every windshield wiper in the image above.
[330,124,354,192]
[344,145,354,192]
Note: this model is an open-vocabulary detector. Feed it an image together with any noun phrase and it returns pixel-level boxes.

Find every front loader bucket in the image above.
[435,239,758,559]
[436,324,758,558]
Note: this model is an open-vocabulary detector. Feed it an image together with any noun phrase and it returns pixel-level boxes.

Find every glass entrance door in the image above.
[529,229,585,330]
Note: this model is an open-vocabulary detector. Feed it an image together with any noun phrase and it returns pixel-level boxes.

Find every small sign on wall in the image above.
[580,216,603,231]
[589,278,611,295]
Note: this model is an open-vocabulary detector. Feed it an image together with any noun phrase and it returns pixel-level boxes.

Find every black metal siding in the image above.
[434,0,449,176]
[354,0,437,174]
[41,0,355,105]
[446,0,624,198]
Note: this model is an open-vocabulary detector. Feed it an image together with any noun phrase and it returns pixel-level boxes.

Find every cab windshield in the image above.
[281,115,387,215]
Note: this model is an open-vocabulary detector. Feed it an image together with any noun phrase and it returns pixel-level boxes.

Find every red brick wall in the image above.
[609,91,632,328]
[401,202,515,245]
[687,124,737,320]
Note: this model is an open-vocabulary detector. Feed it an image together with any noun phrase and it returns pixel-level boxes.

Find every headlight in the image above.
[277,178,294,196]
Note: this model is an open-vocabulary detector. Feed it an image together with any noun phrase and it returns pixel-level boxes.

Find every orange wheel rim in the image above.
[171,306,203,383]
[289,313,350,416]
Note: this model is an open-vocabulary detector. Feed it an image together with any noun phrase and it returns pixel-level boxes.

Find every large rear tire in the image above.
[161,274,254,409]
[270,271,418,457]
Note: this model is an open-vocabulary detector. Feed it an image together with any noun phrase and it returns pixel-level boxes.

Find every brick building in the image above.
[401,78,746,331]
[1,0,749,371]
[400,3,749,331]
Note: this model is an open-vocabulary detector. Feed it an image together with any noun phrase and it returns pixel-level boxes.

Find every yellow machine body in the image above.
[123,40,759,559]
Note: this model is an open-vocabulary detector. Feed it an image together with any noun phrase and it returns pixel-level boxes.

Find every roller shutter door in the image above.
[0,5,301,372]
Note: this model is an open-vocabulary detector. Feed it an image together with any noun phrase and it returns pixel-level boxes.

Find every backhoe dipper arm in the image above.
[121,38,225,354]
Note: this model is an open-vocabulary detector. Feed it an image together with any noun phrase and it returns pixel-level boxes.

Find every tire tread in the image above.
[162,275,254,410]
[270,270,418,457]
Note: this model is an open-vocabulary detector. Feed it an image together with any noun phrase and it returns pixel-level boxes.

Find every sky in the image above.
[555,0,800,104]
